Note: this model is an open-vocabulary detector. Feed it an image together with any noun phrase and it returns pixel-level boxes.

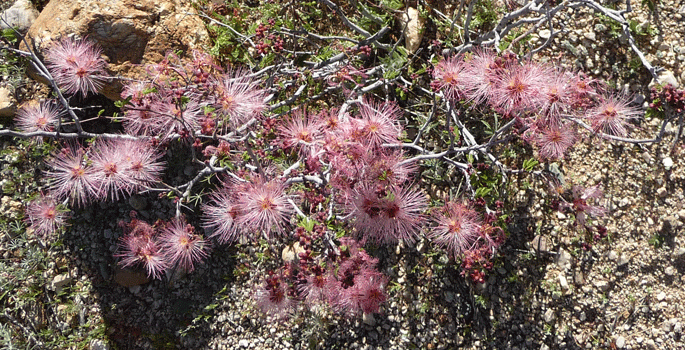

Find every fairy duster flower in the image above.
[201,181,243,244]
[45,37,109,97]
[46,143,99,206]
[346,184,427,244]
[237,177,294,238]
[429,201,483,258]
[159,217,209,272]
[586,94,641,137]
[25,194,69,237]
[15,101,60,133]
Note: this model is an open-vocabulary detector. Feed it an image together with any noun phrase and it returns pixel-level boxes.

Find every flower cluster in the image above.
[115,214,209,279]
[432,50,642,160]
[255,237,388,319]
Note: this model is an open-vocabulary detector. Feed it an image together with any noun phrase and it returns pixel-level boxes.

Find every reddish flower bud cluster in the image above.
[649,83,685,114]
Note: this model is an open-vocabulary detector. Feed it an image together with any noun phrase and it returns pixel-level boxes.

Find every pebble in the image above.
[558,273,570,292]
[662,157,674,170]
[616,335,626,348]
[594,280,609,292]
[238,339,249,348]
[657,291,666,301]
[544,309,555,323]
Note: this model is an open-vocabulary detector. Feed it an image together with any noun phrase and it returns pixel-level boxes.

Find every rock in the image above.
[556,249,573,270]
[0,0,39,32]
[21,0,211,101]
[662,157,674,170]
[616,335,626,348]
[363,312,376,326]
[649,70,679,88]
[539,29,551,40]
[583,31,596,41]
[543,308,555,323]
[594,280,609,292]
[617,254,629,267]
[89,339,110,350]
[608,250,618,261]
[558,273,570,294]
[50,274,73,293]
[657,291,666,301]
[657,187,668,198]
[281,242,305,263]
[401,7,425,54]
[114,267,149,287]
[665,266,675,276]
[128,194,147,211]
[530,235,552,254]
[238,339,249,348]
[676,247,685,258]
[0,87,17,118]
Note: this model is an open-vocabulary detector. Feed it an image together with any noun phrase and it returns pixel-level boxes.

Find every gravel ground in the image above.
[1,0,685,349]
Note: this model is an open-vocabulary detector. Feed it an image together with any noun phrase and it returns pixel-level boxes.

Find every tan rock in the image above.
[0,87,16,118]
[114,267,149,287]
[401,7,425,54]
[21,0,210,100]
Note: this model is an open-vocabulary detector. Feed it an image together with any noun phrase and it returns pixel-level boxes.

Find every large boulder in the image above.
[21,0,211,100]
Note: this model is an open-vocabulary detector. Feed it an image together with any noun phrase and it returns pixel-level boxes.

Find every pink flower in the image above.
[116,219,168,280]
[278,110,323,157]
[237,177,294,238]
[159,217,209,272]
[490,62,547,114]
[460,49,502,105]
[586,94,641,137]
[351,272,387,314]
[432,55,467,101]
[15,101,60,133]
[89,139,134,200]
[25,194,69,237]
[45,37,108,97]
[353,98,402,147]
[569,185,606,227]
[201,181,243,244]
[346,184,427,244]
[534,124,576,160]
[46,143,98,206]
[429,201,483,258]
[255,272,293,319]
[212,69,266,130]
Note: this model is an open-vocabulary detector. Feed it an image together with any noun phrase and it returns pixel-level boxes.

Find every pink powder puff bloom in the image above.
[346,184,427,244]
[460,49,502,105]
[116,221,168,280]
[351,272,387,314]
[237,177,294,239]
[212,69,266,130]
[255,272,294,319]
[159,217,209,272]
[534,124,576,160]
[568,185,606,227]
[538,72,574,125]
[586,94,641,137]
[490,62,547,114]
[46,143,98,206]
[353,98,402,147]
[45,37,108,97]
[25,194,69,237]
[429,201,483,258]
[278,111,323,157]
[15,101,60,133]
[88,139,135,201]
[432,55,467,101]
[121,140,165,187]
[201,183,243,244]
